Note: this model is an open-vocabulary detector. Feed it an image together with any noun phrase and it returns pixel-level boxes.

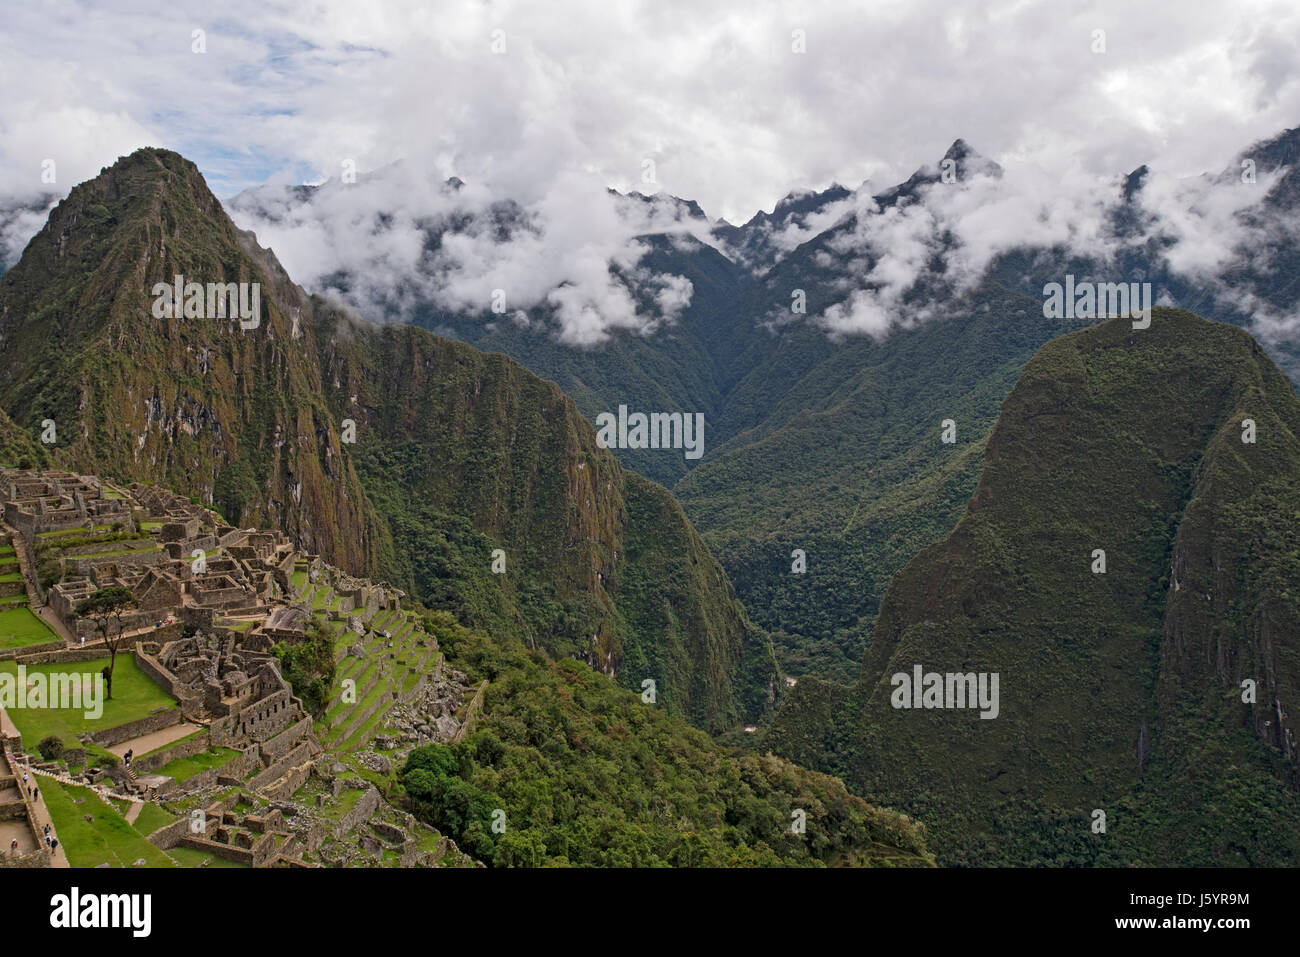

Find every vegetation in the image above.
[273,620,337,718]
[0,146,779,733]
[0,605,59,649]
[73,584,138,698]
[156,747,239,783]
[399,614,930,867]
[38,777,176,868]
[764,310,1300,866]
[0,654,175,748]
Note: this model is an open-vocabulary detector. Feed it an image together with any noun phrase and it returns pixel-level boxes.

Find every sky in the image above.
[3,0,1298,219]
[2,0,1299,344]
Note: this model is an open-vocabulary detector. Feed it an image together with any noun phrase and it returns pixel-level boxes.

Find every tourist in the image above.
[9,838,16,854]
[32,786,38,802]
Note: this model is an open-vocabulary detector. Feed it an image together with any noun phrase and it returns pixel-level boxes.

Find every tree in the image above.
[74,585,138,700]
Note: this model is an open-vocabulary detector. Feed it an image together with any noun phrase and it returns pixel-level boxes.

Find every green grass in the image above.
[39,777,176,868]
[131,801,177,836]
[165,844,249,868]
[0,606,57,648]
[156,747,239,783]
[69,546,161,560]
[0,653,176,747]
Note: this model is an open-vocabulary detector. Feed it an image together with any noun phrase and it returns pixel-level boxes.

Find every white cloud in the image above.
[3,0,1300,344]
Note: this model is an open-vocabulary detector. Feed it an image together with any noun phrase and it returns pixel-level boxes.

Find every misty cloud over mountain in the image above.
[213,131,1300,356]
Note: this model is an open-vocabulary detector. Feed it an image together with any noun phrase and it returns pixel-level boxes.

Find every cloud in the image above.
[228,163,705,345]
[3,0,1300,344]
[806,141,1293,341]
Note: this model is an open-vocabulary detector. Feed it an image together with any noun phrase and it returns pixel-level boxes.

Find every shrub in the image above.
[37,735,65,761]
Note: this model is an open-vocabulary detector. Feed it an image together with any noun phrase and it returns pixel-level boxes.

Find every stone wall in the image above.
[178,835,255,865]
[232,687,297,741]
[248,740,316,792]
[332,786,380,840]
[164,749,256,796]
[0,640,63,662]
[88,706,180,748]
[133,643,180,698]
[264,762,312,802]
[259,716,314,762]
[14,645,125,666]
[133,728,211,775]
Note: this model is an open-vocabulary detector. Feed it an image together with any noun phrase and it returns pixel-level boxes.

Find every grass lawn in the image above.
[0,653,176,747]
[156,747,239,783]
[166,844,249,868]
[39,777,176,868]
[70,546,161,560]
[0,605,58,649]
[131,801,177,836]
[0,571,20,583]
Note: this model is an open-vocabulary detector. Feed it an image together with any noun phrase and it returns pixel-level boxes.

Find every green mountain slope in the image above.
[0,147,382,573]
[401,612,932,867]
[307,311,778,727]
[765,309,1300,865]
[0,148,777,730]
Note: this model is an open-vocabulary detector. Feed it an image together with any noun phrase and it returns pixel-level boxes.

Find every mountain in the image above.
[0,192,60,273]
[765,309,1300,865]
[404,611,932,867]
[0,148,777,730]
[710,182,854,273]
[220,131,1300,684]
[0,404,49,468]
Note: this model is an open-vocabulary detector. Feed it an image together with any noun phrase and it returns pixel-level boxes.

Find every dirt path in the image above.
[108,722,202,759]
[124,801,143,825]
[4,752,68,867]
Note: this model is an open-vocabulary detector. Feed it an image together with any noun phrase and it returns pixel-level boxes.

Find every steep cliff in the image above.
[766,309,1300,864]
[0,148,777,729]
